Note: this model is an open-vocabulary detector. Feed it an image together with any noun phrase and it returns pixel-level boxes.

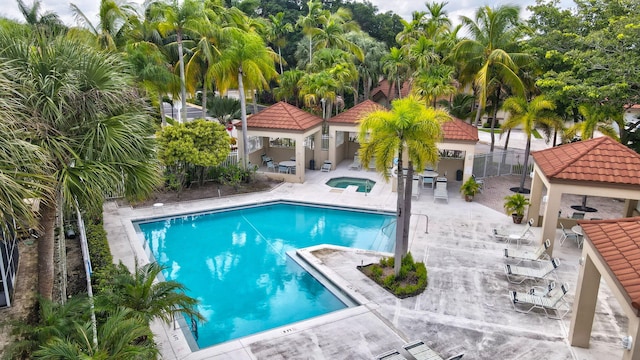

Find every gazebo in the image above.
[238,101,323,183]
[327,100,479,182]
[570,217,640,359]
[528,136,640,254]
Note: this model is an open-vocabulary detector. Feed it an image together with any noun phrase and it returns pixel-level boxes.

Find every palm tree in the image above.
[438,93,475,121]
[0,31,160,300]
[452,5,529,151]
[70,0,137,51]
[274,69,305,106]
[567,103,621,141]
[152,0,206,123]
[16,0,65,35]
[412,63,456,107]
[345,32,386,103]
[33,308,158,359]
[358,97,450,275]
[296,0,328,65]
[382,47,408,104]
[310,8,364,62]
[209,31,277,168]
[502,95,562,193]
[97,261,204,326]
[0,70,52,234]
[268,12,293,74]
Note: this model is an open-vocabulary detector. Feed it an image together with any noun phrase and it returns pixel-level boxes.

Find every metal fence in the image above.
[472,149,534,178]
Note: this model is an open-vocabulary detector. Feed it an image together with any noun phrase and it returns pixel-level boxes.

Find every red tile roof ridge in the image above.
[441,118,479,142]
[328,100,386,124]
[246,101,323,131]
[531,136,640,185]
[580,216,640,312]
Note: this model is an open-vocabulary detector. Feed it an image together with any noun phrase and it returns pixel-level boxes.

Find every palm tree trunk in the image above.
[519,136,531,192]
[177,32,187,123]
[503,128,511,150]
[202,84,208,119]
[238,68,248,169]
[365,76,372,100]
[38,200,56,300]
[489,87,501,152]
[159,94,167,127]
[308,37,312,65]
[402,163,414,256]
[474,104,483,127]
[394,147,405,276]
[278,46,284,74]
[252,89,258,114]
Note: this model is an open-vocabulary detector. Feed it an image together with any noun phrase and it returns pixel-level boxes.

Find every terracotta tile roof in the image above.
[580,217,640,311]
[328,100,386,124]
[442,118,479,142]
[370,79,411,101]
[246,101,323,131]
[531,136,640,186]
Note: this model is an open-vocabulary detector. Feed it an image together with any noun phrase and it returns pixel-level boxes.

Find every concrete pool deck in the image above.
[103,163,626,360]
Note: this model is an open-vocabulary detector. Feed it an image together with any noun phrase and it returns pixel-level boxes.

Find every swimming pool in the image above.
[325,177,376,193]
[135,201,395,348]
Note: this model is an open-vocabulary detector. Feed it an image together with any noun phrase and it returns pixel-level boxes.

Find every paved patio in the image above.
[103,160,626,360]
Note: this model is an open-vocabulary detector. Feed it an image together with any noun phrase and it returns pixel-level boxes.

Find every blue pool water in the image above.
[135,201,395,348]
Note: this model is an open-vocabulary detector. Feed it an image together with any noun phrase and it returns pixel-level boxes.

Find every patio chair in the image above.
[266,160,276,172]
[348,157,362,170]
[402,341,464,360]
[375,349,407,360]
[422,176,434,189]
[504,239,551,264]
[433,181,448,203]
[493,219,534,247]
[559,222,579,247]
[321,161,332,172]
[510,282,570,319]
[504,258,560,284]
[571,212,585,219]
[278,164,290,174]
[403,340,444,360]
[261,154,272,165]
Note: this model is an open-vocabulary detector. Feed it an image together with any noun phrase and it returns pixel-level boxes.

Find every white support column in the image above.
[569,251,601,348]
[527,170,545,227]
[541,186,562,255]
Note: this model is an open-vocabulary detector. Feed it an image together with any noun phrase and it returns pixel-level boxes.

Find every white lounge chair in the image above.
[402,340,464,360]
[348,157,362,170]
[433,182,448,203]
[375,350,406,360]
[504,258,560,284]
[510,282,570,319]
[493,219,534,247]
[321,161,332,172]
[504,239,551,264]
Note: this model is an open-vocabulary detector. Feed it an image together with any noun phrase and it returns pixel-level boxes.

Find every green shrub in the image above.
[85,222,116,293]
[359,252,428,298]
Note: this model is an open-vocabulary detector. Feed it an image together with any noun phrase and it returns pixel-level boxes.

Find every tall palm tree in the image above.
[310,7,364,62]
[382,47,408,104]
[358,97,449,275]
[296,0,328,65]
[268,12,293,74]
[70,0,137,51]
[152,0,206,123]
[452,5,529,151]
[0,31,161,300]
[502,95,562,193]
[97,261,204,326]
[412,63,456,107]
[209,31,277,168]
